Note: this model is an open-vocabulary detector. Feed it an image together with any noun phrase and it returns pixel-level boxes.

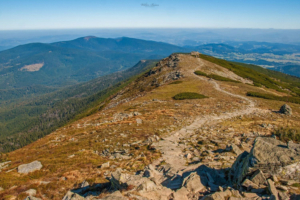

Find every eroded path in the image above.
[153,63,261,173]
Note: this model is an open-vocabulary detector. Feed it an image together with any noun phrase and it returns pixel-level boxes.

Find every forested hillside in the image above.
[0,60,157,152]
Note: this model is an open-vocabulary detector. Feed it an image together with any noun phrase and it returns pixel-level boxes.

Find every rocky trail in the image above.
[153,63,260,174]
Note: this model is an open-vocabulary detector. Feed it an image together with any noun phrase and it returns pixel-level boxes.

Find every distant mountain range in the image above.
[1,37,300,92]
[0,37,185,90]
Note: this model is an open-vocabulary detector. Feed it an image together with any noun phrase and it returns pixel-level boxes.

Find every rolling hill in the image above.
[0,37,186,90]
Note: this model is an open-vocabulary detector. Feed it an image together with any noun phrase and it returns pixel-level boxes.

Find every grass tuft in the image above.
[173,92,208,100]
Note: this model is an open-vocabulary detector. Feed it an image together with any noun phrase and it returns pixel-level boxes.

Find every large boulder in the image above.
[229,137,300,187]
[18,161,42,174]
[279,104,292,115]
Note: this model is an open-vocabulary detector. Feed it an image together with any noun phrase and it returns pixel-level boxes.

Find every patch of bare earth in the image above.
[20,63,44,72]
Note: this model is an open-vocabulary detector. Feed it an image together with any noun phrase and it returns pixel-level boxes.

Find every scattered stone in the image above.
[173,187,189,200]
[110,169,128,190]
[100,162,110,169]
[250,169,266,186]
[202,189,232,200]
[25,189,36,196]
[136,118,143,124]
[229,137,300,186]
[100,191,128,200]
[241,179,259,190]
[24,197,42,200]
[80,180,89,188]
[137,180,157,192]
[278,191,289,200]
[267,179,279,200]
[229,144,243,155]
[182,172,205,193]
[279,104,292,115]
[18,161,43,174]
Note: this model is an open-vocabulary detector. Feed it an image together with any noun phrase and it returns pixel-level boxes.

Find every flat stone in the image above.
[25,189,36,196]
[182,172,205,193]
[100,162,110,169]
[267,179,278,200]
[173,187,189,200]
[250,169,266,186]
[18,161,43,174]
[242,179,259,190]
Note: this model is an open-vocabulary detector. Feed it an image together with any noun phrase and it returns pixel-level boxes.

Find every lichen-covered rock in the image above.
[229,137,300,187]
[18,161,42,174]
[279,104,292,115]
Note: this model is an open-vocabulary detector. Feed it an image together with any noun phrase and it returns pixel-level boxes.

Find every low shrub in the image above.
[173,92,208,100]
[194,71,240,83]
[273,127,300,143]
[246,91,300,104]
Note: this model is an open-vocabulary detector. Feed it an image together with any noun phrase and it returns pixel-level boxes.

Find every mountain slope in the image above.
[0,53,300,199]
[0,59,158,153]
[0,37,187,90]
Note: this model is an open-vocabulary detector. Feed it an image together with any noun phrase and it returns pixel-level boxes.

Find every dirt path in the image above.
[153,62,261,173]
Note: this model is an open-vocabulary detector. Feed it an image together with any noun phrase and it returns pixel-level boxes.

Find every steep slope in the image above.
[0,53,299,199]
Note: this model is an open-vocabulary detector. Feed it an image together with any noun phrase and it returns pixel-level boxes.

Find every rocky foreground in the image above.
[60,136,300,200]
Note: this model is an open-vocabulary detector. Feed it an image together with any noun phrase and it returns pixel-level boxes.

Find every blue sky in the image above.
[0,0,299,30]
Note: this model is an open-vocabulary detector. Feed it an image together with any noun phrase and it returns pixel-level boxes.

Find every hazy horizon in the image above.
[1,0,300,30]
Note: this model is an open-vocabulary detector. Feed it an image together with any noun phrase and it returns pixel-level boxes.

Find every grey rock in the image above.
[182,172,205,193]
[24,197,42,200]
[267,179,278,200]
[279,104,292,115]
[278,191,290,200]
[18,161,42,174]
[62,191,85,200]
[100,162,110,169]
[110,168,128,190]
[229,137,300,186]
[241,179,259,190]
[173,187,189,200]
[288,140,300,151]
[230,144,243,155]
[25,189,36,196]
[250,169,266,186]
[99,191,128,200]
[201,189,232,200]
[137,179,157,192]
[136,118,143,124]
[80,180,89,188]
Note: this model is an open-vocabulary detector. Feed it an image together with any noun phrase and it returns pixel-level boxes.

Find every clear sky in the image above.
[0,0,299,30]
